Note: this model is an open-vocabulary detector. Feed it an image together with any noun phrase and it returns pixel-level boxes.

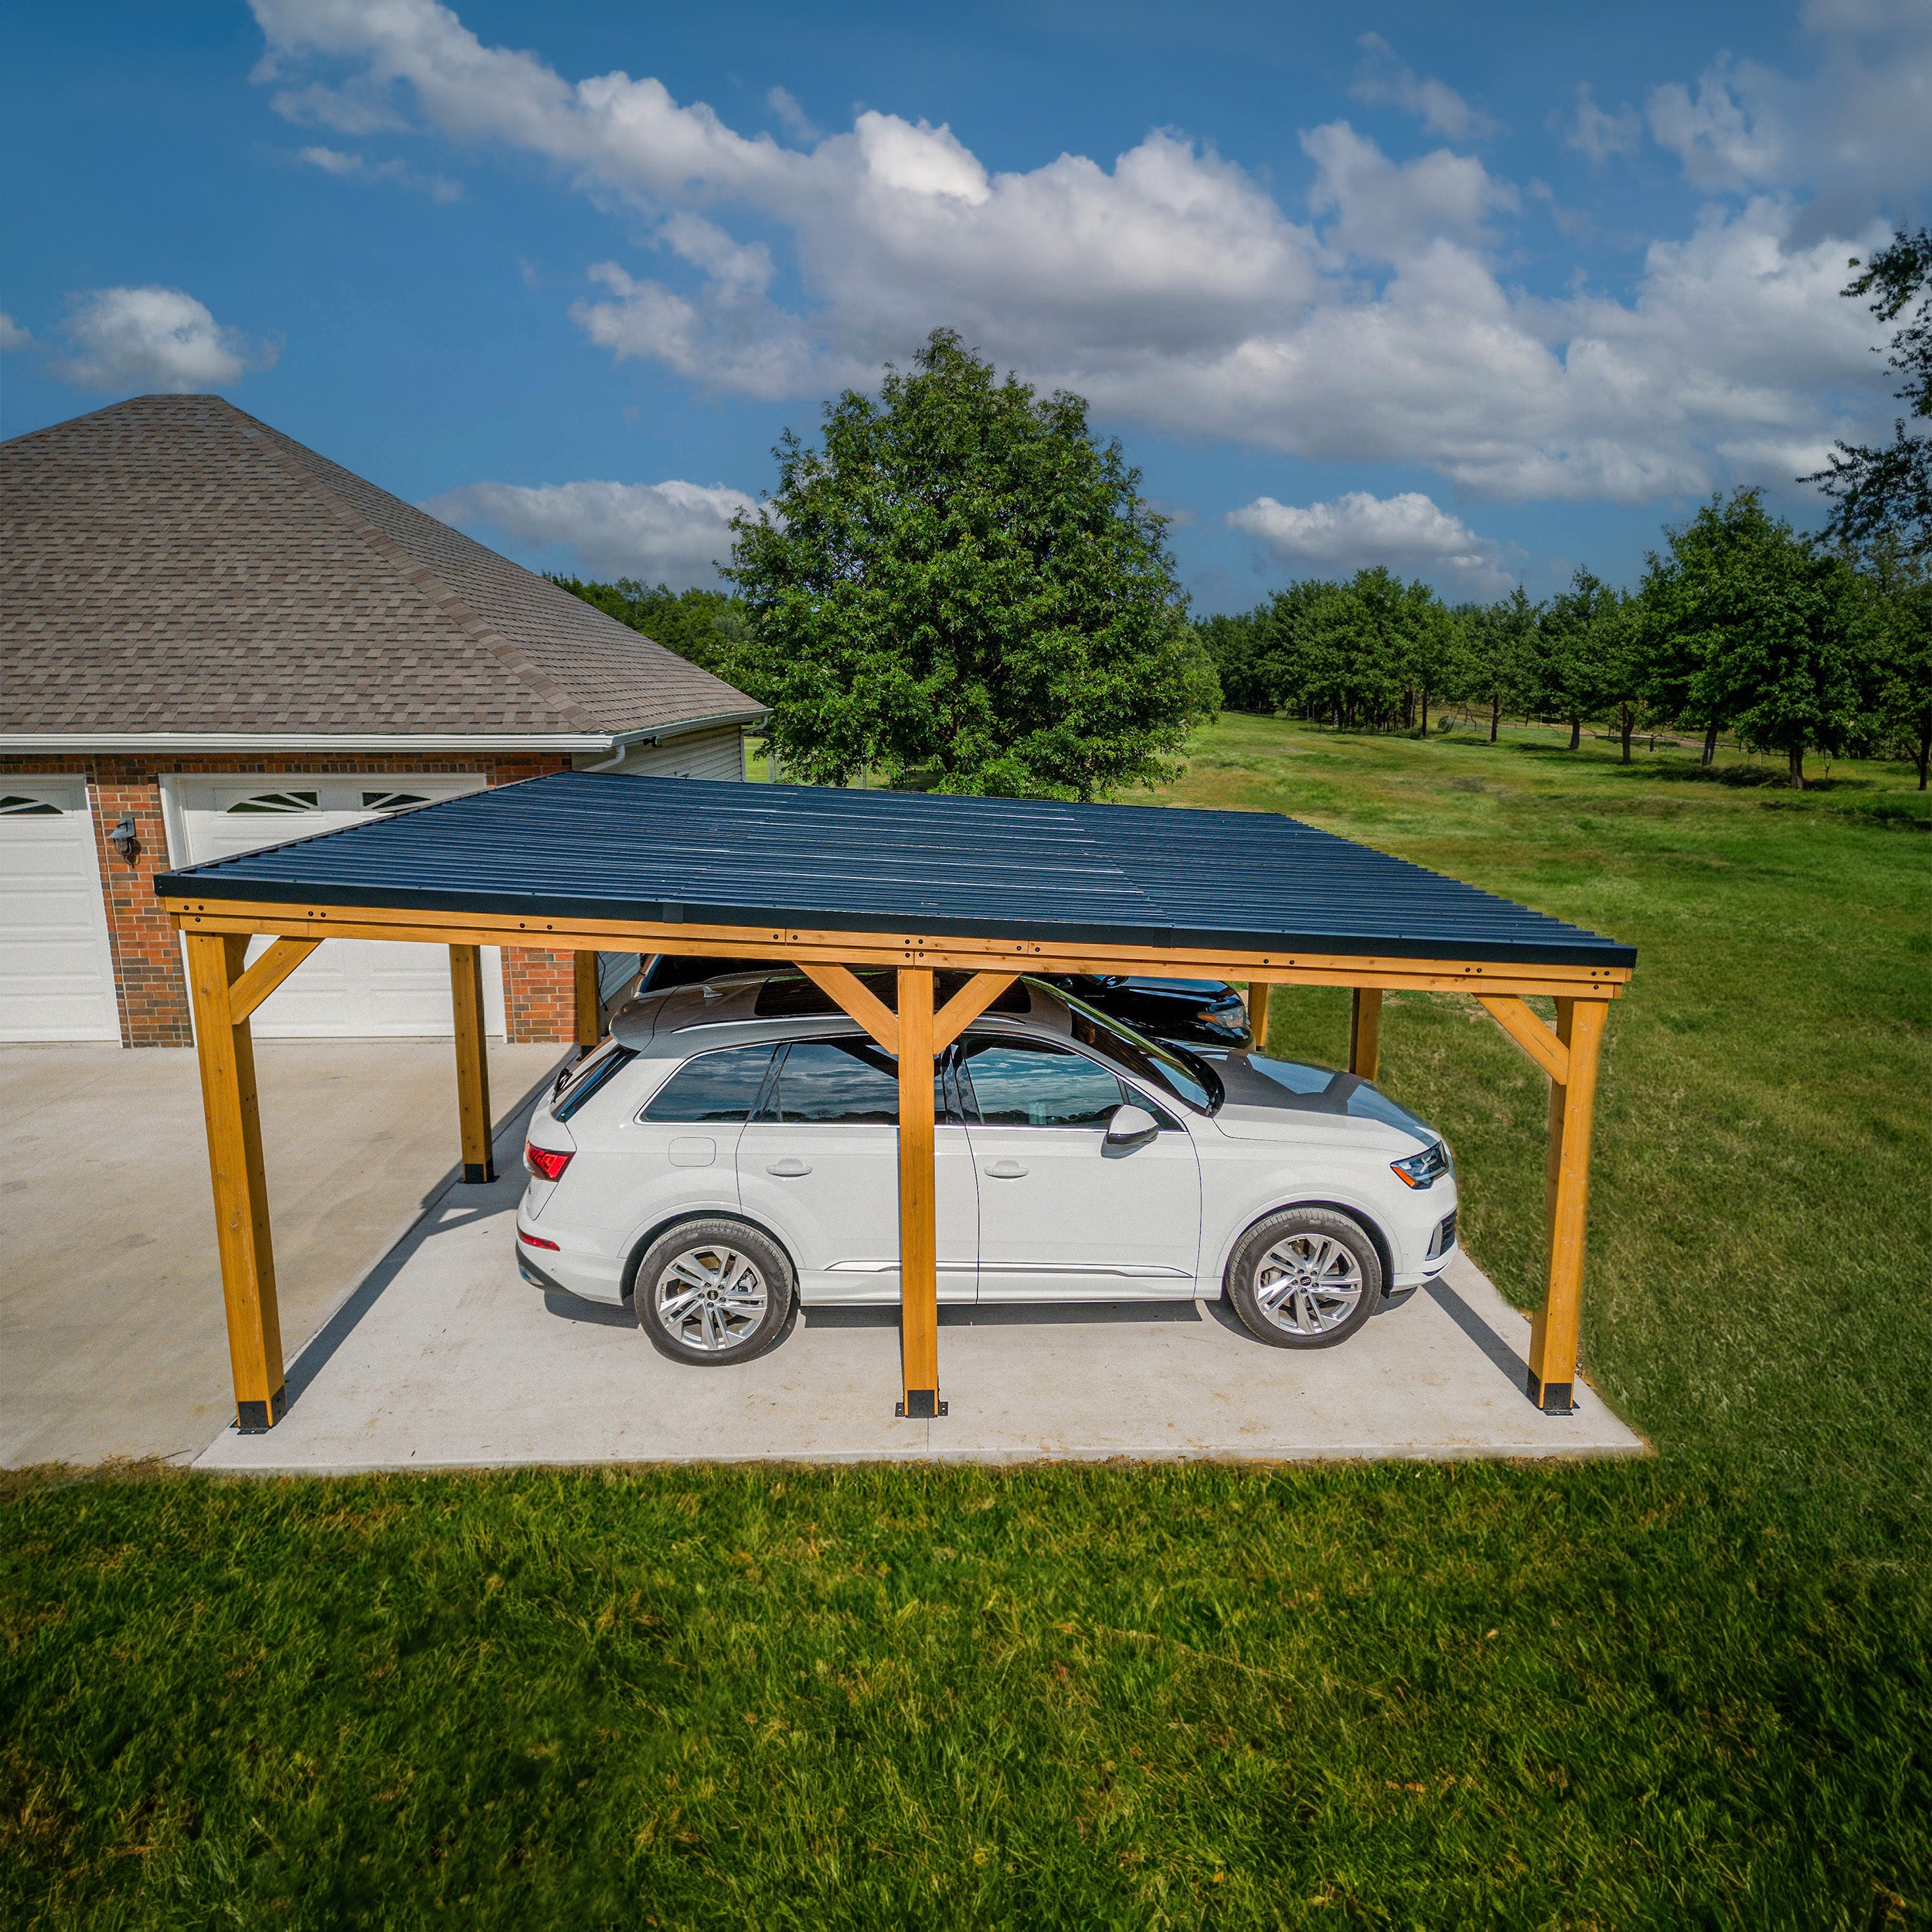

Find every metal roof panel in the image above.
[155,769,1638,969]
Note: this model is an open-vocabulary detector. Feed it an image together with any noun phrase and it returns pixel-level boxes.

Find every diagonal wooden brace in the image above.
[1476,994,1570,1085]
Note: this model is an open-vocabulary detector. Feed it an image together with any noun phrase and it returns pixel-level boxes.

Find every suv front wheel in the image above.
[1225,1207,1382,1349]
[632,1219,795,1366]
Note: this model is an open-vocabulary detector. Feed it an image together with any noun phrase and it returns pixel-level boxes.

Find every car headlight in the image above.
[1390,1141,1451,1189]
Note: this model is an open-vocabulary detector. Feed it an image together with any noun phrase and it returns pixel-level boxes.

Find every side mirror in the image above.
[1104,1103,1160,1151]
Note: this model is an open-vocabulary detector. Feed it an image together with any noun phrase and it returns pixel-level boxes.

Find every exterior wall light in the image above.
[108,815,141,865]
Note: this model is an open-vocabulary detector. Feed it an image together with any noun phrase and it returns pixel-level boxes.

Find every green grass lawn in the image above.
[5,721,1928,1929]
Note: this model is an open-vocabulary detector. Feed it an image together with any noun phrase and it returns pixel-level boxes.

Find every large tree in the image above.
[1531,569,1618,750]
[724,331,1216,800]
[1806,228,1932,561]
[1639,488,1875,785]
[1862,538,1932,789]
[1457,587,1537,742]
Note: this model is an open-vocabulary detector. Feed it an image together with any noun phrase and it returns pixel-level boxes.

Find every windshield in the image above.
[1049,985,1221,1114]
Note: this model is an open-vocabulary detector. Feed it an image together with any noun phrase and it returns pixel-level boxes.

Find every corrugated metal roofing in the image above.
[156,770,1637,969]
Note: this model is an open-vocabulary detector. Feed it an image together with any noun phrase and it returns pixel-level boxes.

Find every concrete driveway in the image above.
[194,1168,1644,1472]
[1,1039,566,1465]
[6,1040,1644,1471]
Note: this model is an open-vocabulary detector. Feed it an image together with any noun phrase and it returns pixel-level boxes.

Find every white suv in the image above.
[515,972,1459,1365]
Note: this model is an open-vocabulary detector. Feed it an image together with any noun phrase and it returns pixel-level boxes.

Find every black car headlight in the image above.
[1391,1141,1451,1189]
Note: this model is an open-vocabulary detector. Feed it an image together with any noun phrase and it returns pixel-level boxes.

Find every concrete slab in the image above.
[196,1159,1646,1473]
[1,1039,568,1466]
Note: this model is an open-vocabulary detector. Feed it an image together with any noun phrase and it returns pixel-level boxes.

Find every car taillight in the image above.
[517,1228,560,1250]
[524,1142,573,1182]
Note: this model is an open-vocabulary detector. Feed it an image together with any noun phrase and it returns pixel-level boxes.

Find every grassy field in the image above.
[5,720,1929,1929]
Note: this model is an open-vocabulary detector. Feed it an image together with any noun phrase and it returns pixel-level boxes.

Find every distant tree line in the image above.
[1196,492,1930,790]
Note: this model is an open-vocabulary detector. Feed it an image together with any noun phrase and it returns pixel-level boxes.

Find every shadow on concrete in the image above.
[543,1292,633,1329]
[805,1300,1202,1330]
[1425,1276,1529,1393]
[281,1057,566,1413]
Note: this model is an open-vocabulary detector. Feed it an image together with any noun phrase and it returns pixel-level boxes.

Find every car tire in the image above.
[631,1219,795,1366]
[1224,1206,1383,1349]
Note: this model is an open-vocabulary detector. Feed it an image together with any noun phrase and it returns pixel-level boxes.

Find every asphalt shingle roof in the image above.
[0,394,761,738]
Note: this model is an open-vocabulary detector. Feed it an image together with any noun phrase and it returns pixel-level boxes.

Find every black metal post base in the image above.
[1527,1372,1574,1416]
[236,1386,288,1434]
[896,1389,948,1419]
[462,1160,496,1185]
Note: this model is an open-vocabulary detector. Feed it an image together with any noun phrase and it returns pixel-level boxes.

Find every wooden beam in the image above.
[1246,981,1270,1053]
[185,931,286,1433]
[164,897,1632,1000]
[449,944,495,1185]
[573,948,602,1049]
[226,937,321,1024]
[797,961,900,1054]
[895,967,941,1419]
[931,971,1019,1053]
[1349,988,1383,1080]
[1528,998,1607,1416]
[1476,993,1570,1085]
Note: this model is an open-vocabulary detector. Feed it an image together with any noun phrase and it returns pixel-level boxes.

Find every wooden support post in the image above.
[574,949,602,1050]
[1349,987,1383,1080]
[185,931,287,1433]
[895,966,942,1419]
[1527,998,1607,1415]
[1246,981,1270,1053]
[449,944,495,1185]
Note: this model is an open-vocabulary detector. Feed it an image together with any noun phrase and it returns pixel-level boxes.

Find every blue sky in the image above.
[4,0,1927,612]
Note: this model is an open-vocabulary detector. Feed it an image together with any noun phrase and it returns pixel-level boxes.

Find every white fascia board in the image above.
[0,732,614,752]
[614,709,769,747]
[0,714,767,755]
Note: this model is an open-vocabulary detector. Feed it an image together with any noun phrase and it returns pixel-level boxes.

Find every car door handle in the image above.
[766,1158,812,1177]
[982,1159,1029,1179]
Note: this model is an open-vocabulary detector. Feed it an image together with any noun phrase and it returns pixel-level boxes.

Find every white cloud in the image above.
[1349,34,1499,142]
[1648,58,1786,191]
[767,85,819,145]
[46,287,276,393]
[420,478,759,588]
[0,311,37,352]
[295,142,461,199]
[1228,491,1513,597]
[298,142,362,174]
[247,0,1910,506]
[1645,6,1932,230]
[1560,85,1641,163]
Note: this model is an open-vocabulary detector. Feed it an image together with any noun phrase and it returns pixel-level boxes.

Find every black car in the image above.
[627,955,1253,1050]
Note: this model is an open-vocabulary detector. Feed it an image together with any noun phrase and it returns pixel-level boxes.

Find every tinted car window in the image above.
[767,1039,903,1124]
[961,1039,1125,1128]
[755,1039,954,1124]
[641,1043,775,1122]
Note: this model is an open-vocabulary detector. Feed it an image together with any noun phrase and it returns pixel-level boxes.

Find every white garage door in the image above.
[0,779,121,1043]
[168,775,507,1040]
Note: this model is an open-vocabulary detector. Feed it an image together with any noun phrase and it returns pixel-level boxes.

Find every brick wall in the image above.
[0,751,577,1047]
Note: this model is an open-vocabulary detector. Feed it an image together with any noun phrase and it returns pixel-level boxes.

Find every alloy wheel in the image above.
[1253,1231,1365,1337]
[652,1243,769,1353]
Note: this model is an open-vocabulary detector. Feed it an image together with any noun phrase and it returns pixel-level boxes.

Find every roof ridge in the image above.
[221,403,606,738]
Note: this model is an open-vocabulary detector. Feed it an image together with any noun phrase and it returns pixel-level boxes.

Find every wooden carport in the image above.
[155,772,1634,1431]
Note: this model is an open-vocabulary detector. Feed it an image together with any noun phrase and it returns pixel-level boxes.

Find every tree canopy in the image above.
[1807,227,1932,562]
[723,330,1216,800]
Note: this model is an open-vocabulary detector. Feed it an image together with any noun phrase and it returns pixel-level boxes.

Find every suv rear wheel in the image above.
[633,1219,794,1366]
[1225,1207,1382,1349]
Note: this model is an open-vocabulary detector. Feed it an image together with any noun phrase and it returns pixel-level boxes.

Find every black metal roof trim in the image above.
[155,769,1638,971]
